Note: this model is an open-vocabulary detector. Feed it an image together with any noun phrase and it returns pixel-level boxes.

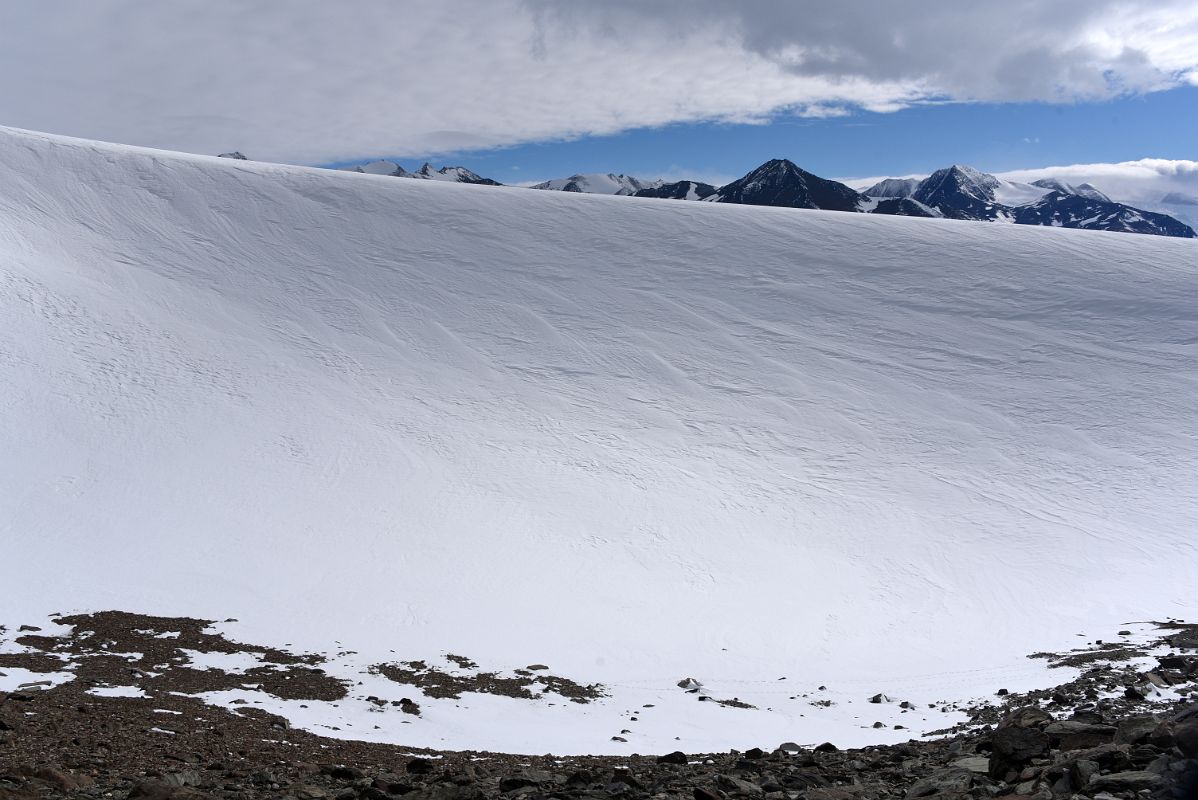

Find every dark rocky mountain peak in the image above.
[918,165,1000,201]
[714,158,864,212]
[912,165,1005,220]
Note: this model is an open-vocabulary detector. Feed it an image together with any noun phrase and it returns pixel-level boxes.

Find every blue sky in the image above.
[330,86,1198,186]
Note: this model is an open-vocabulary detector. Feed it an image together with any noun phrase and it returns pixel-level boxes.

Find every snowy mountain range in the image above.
[996,159,1198,231]
[639,161,1193,237]
[529,172,663,195]
[341,159,500,185]
[861,165,1195,237]
[4,125,1196,753]
[329,154,1193,237]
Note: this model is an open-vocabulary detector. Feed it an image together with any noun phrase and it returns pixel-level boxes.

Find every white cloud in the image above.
[0,1,1195,163]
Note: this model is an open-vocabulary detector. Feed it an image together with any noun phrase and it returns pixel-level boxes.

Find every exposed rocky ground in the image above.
[1,613,1196,800]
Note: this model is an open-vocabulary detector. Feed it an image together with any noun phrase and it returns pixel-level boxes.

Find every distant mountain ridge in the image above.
[316,154,1195,238]
[339,159,500,185]
[529,173,662,195]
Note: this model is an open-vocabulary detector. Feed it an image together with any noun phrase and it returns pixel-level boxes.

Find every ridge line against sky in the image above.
[1,0,1196,179]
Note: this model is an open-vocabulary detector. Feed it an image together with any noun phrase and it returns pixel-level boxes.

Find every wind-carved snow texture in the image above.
[0,126,1195,754]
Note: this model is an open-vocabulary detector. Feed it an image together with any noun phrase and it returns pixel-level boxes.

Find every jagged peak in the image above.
[918,164,1000,202]
[746,158,803,176]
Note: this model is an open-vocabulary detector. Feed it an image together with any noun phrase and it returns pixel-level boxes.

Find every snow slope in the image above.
[1,127,1196,754]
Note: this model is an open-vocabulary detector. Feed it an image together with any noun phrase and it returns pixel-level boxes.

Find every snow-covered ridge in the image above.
[1,126,1195,753]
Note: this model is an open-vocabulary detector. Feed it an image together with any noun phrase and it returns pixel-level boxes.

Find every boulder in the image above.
[405,759,435,775]
[1087,770,1161,792]
[1001,706,1052,729]
[1067,759,1098,789]
[714,774,764,796]
[1176,718,1198,758]
[1044,720,1116,750]
[988,726,1049,779]
[1114,714,1160,744]
[951,757,989,774]
[904,767,972,798]
[497,769,555,792]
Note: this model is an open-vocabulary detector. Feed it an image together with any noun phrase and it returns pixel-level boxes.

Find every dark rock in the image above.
[291,787,331,800]
[1087,770,1161,791]
[1145,720,1175,749]
[951,757,989,774]
[372,777,412,796]
[656,751,688,765]
[565,770,594,787]
[0,789,37,800]
[1114,714,1160,744]
[814,742,839,753]
[324,767,364,781]
[405,759,435,775]
[1001,706,1053,729]
[609,770,642,790]
[1176,718,1198,757]
[715,774,764,796]
[127,782,209,800]
[693,789,720,800]
[904,767,972,799]
[1045,720,1116,750]
[742,747,766,760]
[498,769,554,792]
[988,726,1049,779]
[1159,654,1189,670]
[1067,759,1098,789]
